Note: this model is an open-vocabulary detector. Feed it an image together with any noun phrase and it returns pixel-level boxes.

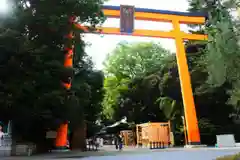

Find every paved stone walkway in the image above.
[1,146,240,160]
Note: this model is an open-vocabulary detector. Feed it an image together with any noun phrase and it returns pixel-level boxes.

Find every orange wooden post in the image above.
[55,16,75,149]
[172,20,201,145]
[55,123,68,148]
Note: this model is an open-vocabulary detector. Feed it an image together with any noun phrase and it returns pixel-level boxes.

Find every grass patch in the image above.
[216,153,240,160]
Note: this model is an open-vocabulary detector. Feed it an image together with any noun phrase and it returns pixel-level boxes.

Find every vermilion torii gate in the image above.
[56,5,208,148]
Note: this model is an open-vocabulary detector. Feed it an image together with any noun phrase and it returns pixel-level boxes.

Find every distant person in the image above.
[118,133,124,150]
[114,134,119,150]
[0,125,3,146]
[100,138,104,147]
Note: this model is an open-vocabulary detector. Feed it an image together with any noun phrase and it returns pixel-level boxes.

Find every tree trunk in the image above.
[71,123,86,150]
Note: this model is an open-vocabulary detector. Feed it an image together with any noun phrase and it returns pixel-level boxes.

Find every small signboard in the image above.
[216,134,236,147]
[120,5,135,34]
[46,131,57,139]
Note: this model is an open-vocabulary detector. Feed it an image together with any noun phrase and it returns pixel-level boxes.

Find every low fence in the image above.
[0,134,101,157]
[86,138,103,151]
[0,133,12,157]
[0,134,36,157]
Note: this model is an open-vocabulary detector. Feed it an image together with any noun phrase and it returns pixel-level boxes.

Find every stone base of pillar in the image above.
[51,147,70,152]
[184,144,207,148]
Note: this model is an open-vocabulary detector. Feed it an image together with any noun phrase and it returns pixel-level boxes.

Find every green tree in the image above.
[0,0,105,152]
[104,42,171,78]
[102,42,172,122]
[188,0,240,117]
[187,0,240,143]
[188,0,240,100]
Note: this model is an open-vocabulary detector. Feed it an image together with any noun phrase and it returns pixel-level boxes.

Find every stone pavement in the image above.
[0,145,153,160]
[1,145,240,160]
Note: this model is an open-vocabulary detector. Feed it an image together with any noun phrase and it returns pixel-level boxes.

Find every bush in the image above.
[216,153,240,160]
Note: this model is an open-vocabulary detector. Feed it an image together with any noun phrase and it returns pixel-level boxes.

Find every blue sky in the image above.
[83,0,191,69]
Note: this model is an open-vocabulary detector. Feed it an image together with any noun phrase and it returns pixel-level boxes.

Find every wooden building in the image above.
[136,122,171,147]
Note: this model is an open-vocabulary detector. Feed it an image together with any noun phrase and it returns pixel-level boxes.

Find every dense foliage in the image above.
[0,0,105,152]
[102,42,172,121]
